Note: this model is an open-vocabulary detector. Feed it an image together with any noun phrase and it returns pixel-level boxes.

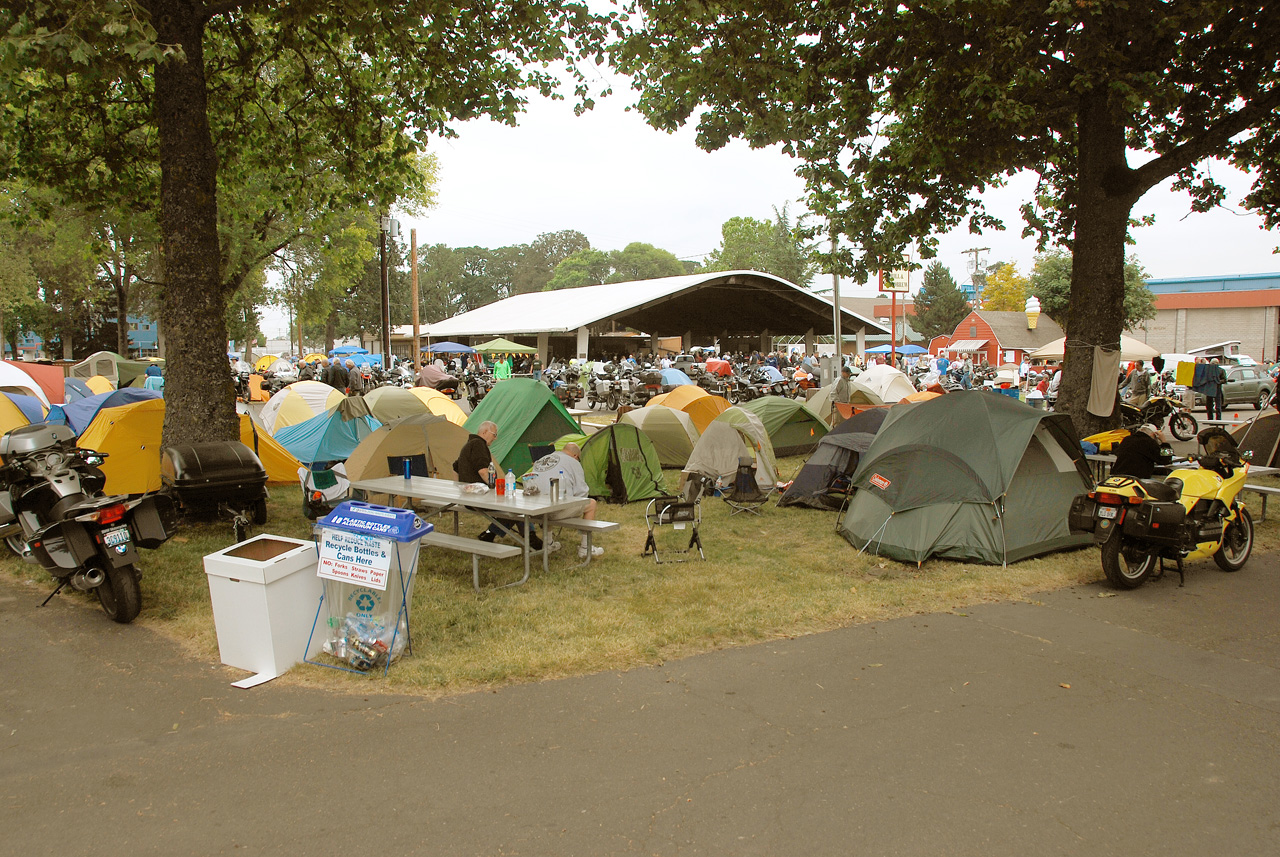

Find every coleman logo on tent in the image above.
[870,474,891,490]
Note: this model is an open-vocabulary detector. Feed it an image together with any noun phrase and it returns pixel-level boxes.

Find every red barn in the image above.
[943,310,1064,367]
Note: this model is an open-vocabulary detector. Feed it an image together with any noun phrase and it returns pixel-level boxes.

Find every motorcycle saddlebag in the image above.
[1067,494,1098,534]
[131,491,178,550]
[1122,500,1186,545]
[161,441,267,516]
[29,520,100,570]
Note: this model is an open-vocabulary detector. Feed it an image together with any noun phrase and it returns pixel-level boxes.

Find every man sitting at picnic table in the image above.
[454,420,544,551]
[522,442,604,559]
[1112,424,1173,479]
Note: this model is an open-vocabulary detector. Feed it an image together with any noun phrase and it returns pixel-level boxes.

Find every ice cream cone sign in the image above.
[1025,296,1041,330]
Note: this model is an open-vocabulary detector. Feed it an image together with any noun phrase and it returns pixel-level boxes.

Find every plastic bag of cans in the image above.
[322,613,408,672]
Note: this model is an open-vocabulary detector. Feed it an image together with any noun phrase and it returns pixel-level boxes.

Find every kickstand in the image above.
[1175,556,1185,586]
[39,579,68,608]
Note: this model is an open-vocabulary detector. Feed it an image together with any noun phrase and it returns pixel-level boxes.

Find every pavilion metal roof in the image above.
[423,271,889,339]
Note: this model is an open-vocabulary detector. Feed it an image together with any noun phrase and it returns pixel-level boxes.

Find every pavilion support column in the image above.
[683,331,692,352]
[537,331,549,368]
[576,326,589,360]
[856,327,866,361]
[759,329,770,354]
[804,327,815,358]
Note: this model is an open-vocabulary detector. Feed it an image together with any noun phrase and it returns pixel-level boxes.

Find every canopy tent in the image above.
[618,406,700,468]
[77,398,167,494]
[684,406,778,486]
[69,351,154,389]
[259,381,346,434]
[5,361,65,404]
[424,341,475,353]
[345,414,477,503]
[1030,334,1160,362]
[739,396,830,456]
[474,337,538,354]
[45,388,163,435]
[273,397,381,465]
[865,343,928,355]
[0,361,52,407]
[463,377,579,476]
[840,391,1093,565]
[63,377,94,403]
[236,413,304,483]
[571,424,667,504]
[344,352,384,368]
[407,387,468,425]
[328,345,369,356]
[659,368,694,389]
[646,385,730,433]
[0,392,44,438]
[780,408,891,509]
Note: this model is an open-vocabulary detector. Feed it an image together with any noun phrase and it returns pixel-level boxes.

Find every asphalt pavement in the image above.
[3,547,1280,856]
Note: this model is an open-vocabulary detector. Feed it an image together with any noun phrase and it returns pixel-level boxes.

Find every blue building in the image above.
[3,314,161,359]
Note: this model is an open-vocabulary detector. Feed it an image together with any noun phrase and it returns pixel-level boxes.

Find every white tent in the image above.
[0,362,51,407]
[854,364,916,404]
[1031,335,1159,362]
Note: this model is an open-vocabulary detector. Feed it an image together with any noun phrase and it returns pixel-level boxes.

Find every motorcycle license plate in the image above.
[102,525,131,548]
[1098,507,1118,520]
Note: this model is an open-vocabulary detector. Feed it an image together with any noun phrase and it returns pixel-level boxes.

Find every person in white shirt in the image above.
[521,443,603,558]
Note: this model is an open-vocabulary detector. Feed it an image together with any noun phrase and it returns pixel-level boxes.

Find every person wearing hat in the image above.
[1112,424,1172,479]
[834,365,853,405]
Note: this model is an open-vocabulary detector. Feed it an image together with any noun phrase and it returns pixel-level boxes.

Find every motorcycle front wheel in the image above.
[96,563,141,624]
[1169,412,1198,441]
[606,391,620,411]
[5,534,26,557]
[727,390,740,405]
[1214,507,1253,572]
[1101,531,1158,589]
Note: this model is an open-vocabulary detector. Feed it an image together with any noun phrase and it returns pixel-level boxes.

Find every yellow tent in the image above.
[259,381,346,434]
[364,386,430,423]
[253,353,280,373]
[238,413,304,484]
[86,375,115,394]
[407,387,467,426]
[646,386,729,434]
[0,394,39,439]
[302,353,328,364]
[344,413,478,504]
[78,398,166,494]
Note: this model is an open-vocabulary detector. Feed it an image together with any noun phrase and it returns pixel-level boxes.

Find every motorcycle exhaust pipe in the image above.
[70,567,106,591]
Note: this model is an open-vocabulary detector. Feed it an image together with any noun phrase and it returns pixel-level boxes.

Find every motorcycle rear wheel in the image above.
[1169,412,1198,441]
[1101,531,1158,589]
[95,563,141,624]
[1214,507,1253,572]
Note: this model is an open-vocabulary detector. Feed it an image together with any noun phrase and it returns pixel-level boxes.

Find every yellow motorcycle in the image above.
[1068,449,1254,589]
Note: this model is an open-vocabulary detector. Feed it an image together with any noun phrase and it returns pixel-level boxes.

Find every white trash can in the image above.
[203,535,323,687]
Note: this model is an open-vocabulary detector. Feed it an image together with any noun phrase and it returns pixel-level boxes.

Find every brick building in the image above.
[1128,273,1280,362]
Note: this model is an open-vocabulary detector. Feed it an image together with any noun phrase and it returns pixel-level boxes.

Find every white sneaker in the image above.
[578,545,604,559]
[545,540,562,554]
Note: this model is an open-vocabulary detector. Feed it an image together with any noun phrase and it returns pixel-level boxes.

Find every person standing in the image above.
[1125,359,1151,407]
[493,354,512,381]
[345,358,365,396]
[834,366,852,405]
[327,357,348,393]
[1211,358,1227,419]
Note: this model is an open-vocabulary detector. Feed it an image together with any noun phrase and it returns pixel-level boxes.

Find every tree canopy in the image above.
[1030,250,1156,333]
[911,262,970,342]
[702,205,818,286]
[1,1,616,445]
[616,1,1280,433]
[980,263,1029,312]
[546,242,686,289]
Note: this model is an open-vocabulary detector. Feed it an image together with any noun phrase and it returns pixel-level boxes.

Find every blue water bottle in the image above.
[403,457,412,480]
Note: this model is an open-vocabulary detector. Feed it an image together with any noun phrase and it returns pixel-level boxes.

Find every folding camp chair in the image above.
[642,473,709,563]
[299,462,349,519]
[722,456,770,516]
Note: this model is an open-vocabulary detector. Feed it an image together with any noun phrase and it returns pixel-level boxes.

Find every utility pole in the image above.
[410,229,421,366]
[963,246,990,302]
[830,232,841,384]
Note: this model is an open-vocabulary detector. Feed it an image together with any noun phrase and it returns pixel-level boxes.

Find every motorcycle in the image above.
[585,363,620,410]
[1068,440,1254,589]
[724,373,758,405]
[1083,394,1200,450]
[464,365,493,409]
[0,424,176,623]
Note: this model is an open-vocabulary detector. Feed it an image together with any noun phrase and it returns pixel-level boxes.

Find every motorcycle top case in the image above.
[161,441,267,514]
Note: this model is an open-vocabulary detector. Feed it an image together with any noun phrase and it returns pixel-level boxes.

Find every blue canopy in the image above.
[329,345,369,356]
[45,388,163,435]
[757,365,786,382]
[274,404,381,464]
[660,368,694,387]
[866,343,928,355]
[345,352,384,368]
[425,341,476,354]
[3,392,46,425]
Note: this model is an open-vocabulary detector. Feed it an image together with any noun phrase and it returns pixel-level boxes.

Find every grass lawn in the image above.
[5,455,1277,697]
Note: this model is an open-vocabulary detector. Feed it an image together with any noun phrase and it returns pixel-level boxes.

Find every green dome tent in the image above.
[740,396,830,456]
[575,424,667,503]
[840,391,1092,565]
[464,378,580,476]
[618,406,699,467]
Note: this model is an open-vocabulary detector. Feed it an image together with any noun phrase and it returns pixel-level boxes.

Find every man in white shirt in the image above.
[522,442,603,559]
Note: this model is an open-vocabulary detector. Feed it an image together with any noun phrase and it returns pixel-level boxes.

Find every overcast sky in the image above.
[266,90,1278,336]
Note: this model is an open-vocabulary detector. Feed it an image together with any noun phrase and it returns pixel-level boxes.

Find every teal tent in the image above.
[274,397,381,464]
[576,424,666,503]
[464,378,580,476]
[839,391,1092,565]
[740,396,830,456]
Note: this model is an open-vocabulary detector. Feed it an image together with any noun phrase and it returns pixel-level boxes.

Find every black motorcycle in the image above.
[0,424,175,623]
[464,365,494,409]
[1120,394,1199,442]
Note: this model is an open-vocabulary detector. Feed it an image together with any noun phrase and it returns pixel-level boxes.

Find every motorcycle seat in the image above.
[1138,478,1180,502]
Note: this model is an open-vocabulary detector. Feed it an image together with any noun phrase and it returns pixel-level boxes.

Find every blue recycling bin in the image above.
[305,501,432,675]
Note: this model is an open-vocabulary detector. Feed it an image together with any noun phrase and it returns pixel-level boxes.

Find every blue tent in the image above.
[63,377,93,403]
[3,392,46,425]
[659,368,694,387]
[866,343,928,355]
[273,399,381,464]
[45,388,163,435]
[758,365,786,382]
[425,341,476,354]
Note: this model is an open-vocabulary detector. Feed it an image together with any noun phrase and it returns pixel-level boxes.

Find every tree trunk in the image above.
[147,0,237,446]
[115,263,129,357]
[1056,90,1137,440]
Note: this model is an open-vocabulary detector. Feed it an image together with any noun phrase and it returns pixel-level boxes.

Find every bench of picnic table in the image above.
[553,518,620,567]
[1242,484,1280,522]
[421,530,521,592]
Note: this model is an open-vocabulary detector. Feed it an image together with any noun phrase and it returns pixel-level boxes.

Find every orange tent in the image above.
[645,386,730,433]
[5,360,64,404]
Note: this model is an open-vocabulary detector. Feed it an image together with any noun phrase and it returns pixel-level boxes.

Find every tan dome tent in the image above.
[684,406,777,487]
[619,406,699,468]
[344,413,479,505]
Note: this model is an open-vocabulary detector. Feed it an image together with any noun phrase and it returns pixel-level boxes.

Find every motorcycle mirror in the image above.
[1242,450,1254,460]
